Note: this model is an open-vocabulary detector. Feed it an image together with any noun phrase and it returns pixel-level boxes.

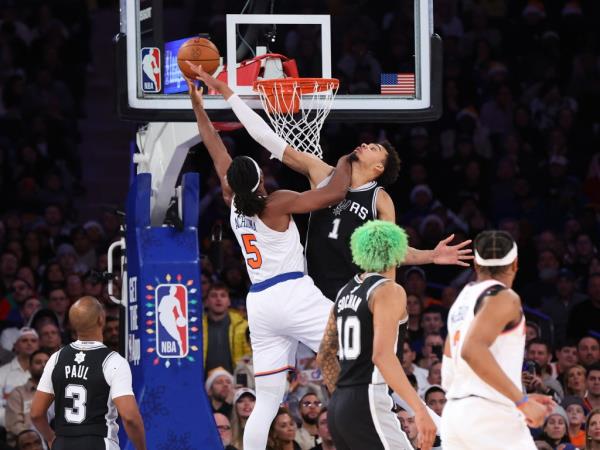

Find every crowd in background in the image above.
[0,0,598,449]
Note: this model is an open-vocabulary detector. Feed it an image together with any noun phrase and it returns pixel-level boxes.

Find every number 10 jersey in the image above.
[306,180,382,300]
[37,341,134,443]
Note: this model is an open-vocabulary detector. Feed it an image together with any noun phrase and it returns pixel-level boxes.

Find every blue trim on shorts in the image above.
[249,271,304,293]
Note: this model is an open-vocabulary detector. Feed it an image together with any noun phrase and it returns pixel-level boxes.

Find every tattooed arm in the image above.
[317,309,340,394]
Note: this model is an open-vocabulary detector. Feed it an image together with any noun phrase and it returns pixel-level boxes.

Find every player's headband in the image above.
[245,157,261,193]
[474,242,518,267]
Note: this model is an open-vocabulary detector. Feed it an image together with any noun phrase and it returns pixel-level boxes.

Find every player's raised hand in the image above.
[519,397,547,428]
[432,234,474,267]
[185,77,204,109]
[185,62,233,98]
[414,409,436,450]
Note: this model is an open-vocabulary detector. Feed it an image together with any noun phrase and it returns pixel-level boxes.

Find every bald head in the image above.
[69,296,105,336]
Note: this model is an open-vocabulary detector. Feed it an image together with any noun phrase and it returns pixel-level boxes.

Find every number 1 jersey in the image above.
[306,180,382,300]
[37,341,134,442]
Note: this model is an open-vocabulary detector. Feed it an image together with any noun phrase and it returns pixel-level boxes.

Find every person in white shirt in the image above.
[0,327,39,427]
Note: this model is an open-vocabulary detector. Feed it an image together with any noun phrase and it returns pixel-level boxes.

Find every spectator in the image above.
[403,267,438,307]
[103,315,119,352]
[419,361,443,397]
[46,287,69,330]
[309,408,334,450]
[564,365,587,399]
[538,407,571,449]
[424,384,446,416]
[585,365,600,411]
[214,413,237,450]
[586,408,600,450]
[562,396,586,448]
[418,333,444,370]
[540,268,587,346]
[522,249,561,308]
[231,388,255,450]
[5,350,49,447]
[205,367,234,417]
[203,283,251,375]
[267,407,300,450]
[233,328,255,391]
[550,342,579,379]
[3,278,34,326]
[295,392,322,450]
[397,407,418,449]
[37,322,61,354]
[65,273,83,303]
[15,429,43,450]
[525,339,565,399]
[527,321,542,343]
[406,294,424,344]
[0,328,38,427]
[578,336,600,368]
[567,273,600,341]
[401,342,428,392]
[0,297,41,351]
[421,306,446,337]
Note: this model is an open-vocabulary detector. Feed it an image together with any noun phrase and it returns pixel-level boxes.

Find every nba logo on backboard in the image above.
[155,284,188,358]
[141,47,161,93]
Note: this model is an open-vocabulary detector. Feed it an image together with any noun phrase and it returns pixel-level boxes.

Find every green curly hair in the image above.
[351,220,409,272]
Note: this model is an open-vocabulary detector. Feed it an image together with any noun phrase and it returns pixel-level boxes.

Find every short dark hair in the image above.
[377,140,401,186]
[422,305,445,318]
[105,315,119,324]
[473,230,515,276]
[526,338,551,353]
[317,407,328,422]
[424,386,445,401]
[207,282,229,296]
[16,429,41,447]
[29,349,50,365]
[299,390,319,404]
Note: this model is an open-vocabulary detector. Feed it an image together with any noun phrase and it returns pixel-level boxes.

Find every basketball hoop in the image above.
[254,78,339,159]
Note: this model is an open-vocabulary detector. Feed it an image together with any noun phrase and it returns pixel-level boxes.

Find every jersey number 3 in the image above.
[242,234,262,269]
[337,316,361,360]
[65,384,87,423]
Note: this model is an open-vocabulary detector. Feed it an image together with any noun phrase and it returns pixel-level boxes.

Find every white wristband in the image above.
[226,94,287,161]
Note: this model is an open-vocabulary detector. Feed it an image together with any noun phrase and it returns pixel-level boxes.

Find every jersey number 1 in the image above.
[65,384,87,423]
[328,218,341,240]
[242,234,262,269]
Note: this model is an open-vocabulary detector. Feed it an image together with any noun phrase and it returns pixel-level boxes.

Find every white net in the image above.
[254,78,339,159]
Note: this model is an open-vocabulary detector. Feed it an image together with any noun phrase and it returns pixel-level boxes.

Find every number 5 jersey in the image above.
[37,341,134,444]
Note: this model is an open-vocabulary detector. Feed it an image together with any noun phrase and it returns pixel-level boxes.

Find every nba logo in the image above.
[141,47,161,93]
[155,284,188,358]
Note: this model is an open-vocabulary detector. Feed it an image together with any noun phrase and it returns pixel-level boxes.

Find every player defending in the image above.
[187,64,473,300]
[30,296,146,450]
[317,220,436,450]
[441,231,554,449]
[187,78,352,450]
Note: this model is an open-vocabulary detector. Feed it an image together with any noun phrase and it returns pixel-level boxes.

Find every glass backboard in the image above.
[116,0,441,123]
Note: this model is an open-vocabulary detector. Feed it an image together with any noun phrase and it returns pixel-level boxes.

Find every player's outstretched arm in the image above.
[266,153,351,215]
[371,282,436,450]
[460,289,546,427]
[187,78,233,205]
[186,63,333,187]
[316,309,340,394]
[30,391,55,447]
[114,395,147,450]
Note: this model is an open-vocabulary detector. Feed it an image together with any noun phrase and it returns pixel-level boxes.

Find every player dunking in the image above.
[317,220,436,450]
[30,296,146,450]
[186,77,352,450]
[441,231,554,449]
[188,65,473,301]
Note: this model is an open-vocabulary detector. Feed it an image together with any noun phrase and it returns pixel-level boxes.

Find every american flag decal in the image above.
[380,73,415,95]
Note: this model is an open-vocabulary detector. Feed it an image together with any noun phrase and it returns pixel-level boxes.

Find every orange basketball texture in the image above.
[177,38,220,78]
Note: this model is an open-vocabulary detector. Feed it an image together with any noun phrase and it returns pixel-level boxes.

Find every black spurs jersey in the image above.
[334,273,408,387]
[306,179,383,300]
[37,341,134,443]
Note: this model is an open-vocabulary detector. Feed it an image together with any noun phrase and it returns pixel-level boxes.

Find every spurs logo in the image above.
[333,200,352,216]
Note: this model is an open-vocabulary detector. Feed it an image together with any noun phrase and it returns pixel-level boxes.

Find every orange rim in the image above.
[253,77,339,95]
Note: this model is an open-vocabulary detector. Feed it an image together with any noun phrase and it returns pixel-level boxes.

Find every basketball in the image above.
[177,37,220,79]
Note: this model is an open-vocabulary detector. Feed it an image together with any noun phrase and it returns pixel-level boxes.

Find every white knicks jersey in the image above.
[445,280,526,407]
[230,206,305,284]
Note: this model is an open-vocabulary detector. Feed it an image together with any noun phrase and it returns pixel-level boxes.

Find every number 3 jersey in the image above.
[334,273,407,387]
[37,341,134,442]
[230,204,305,284]
[306,179,382,300]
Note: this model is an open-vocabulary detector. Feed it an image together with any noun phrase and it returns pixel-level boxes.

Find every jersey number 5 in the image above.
[242,234,262,269]
[65,384,87,423]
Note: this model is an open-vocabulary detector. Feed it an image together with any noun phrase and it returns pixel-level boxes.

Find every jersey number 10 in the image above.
[337,316,361,360]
